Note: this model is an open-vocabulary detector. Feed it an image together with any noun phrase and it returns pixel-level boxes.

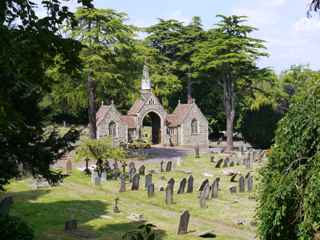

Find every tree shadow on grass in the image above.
[4,189,167,240]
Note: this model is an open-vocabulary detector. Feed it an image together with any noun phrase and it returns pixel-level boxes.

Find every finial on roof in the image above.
[178,99,181,105]
[141,63,151,91]
[101,100,104,106]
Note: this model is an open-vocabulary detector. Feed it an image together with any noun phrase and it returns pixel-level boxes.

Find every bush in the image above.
[0,216,34,240]
[257,83,320,239]
[239,104,282,149]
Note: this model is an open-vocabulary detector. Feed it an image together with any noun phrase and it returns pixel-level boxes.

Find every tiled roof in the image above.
[128,100,144,115]
[120,115,137,129]
[96,105,111,125]
[167,104,193,127]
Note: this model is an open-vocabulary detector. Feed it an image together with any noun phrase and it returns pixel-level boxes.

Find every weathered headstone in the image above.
[177,178,187,194]
[91,171,100,186]
[195,144,200,158]
[159,186,165,192]
[129,167,136,182]
[165,184,174,204]
[177,210,190,234]
[211,180,218,199]
[0,196,13,217]
[187,175,194,193]
[160,160,164,172]
[65,159,72,174]
[64,220,77,232]
[168,178,175,190]
[113,197,120,213]
[239,176,245,192]
[199,179,209,191]
[199,183,209,208]
[223,157,230,168]
[131,174,140,191]
[145,173,152,189]
[229,186,237,194]
[230,173,237,182]
[138,165,146,175]
[119,174,126,192]
[210,156,215,163]
[215,159,223,168]
[215,177,221,191]
[147,183,155,198]
[166,161,172,172]
[247,176,253,192]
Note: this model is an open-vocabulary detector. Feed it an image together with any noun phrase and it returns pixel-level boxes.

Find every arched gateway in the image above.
[96,65,209,147]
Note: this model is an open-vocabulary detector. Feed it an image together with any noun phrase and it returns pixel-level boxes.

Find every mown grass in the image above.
[1,153,261,240]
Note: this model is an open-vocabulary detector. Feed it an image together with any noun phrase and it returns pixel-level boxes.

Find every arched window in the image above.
[109,121,117,137]
[191,119,198,135]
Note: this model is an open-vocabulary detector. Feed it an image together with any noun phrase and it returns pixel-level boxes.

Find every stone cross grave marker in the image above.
[166,161,172,172]
[187,175,194,193]
[239,176,245,192]
[145,173,152,189]
[138,165,145,175]
[147,183,155,198]
[119,174,126,192]
[229,186,237,194]
[177,210,190,235]
[177,178,187,194]
[215,159,223,168]
[247,175,253,192]
[199,183,209,208]
[199,179,209,192]
[131,174,140,191]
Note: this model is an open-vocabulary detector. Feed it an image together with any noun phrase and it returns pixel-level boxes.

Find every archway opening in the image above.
[142,112,161,145]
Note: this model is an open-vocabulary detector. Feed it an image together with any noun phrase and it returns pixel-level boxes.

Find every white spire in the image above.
[141,64,151,90]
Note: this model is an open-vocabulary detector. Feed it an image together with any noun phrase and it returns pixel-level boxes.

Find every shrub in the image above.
[0,216,34,240]
[257,83,320,239]
[239,104,282,149]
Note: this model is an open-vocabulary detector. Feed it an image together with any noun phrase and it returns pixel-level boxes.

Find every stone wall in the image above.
[181,104,209,147]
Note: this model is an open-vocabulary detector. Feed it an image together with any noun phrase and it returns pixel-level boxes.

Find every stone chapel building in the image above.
[96,65,209,147]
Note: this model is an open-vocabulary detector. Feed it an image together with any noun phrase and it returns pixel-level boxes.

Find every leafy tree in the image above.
[0,215,34,240]
[308,0,320,15]
[192,15,268,150]
[0,0,88,190]
[257,80,320,239]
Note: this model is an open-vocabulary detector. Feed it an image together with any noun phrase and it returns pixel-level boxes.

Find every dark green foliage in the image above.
[0,216,34,240]
[240,105,282,149]
[122,224,157,240]
[257,82,320,239]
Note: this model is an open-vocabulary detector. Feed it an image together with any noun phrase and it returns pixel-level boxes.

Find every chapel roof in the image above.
[96,105,111,125]
[120,115,137,129]
[167,104,193,127]
[127,99,145,115]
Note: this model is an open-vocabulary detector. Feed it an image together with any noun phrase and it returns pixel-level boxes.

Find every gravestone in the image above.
[230,173,237,182]
[138,165,146,175]
[101,171,107,183]
[119,174,126,192]
[187,175,194,193]
[145,174,153,189]
[64,220,77,232]
[199,184,209,208]
[177,210,190,234]
[113,197,120,213]
[215,159,223,168]
[223,157,230,168]
[65,159,72,174]
[129,162,135,170]
[195,144,200,158]
[166,161,172,172]
[177,178,187,194]
[210,156,215,163]
[199,179,209,191]
[245,172,251,179]
[229,186,237,194]
[211,179,219,199]
[215,177,221,191]
[147,183,155,198]
[131,174,140,191]
[239,176,245,192]
[160,160,165,172]
[0,196,13,217]
[247,176,254,192]
[159,186,165,191]
[121,162,127,174]
[165,184,174,204]
[91,171,100,186]
[168,178,175,190]
[129,167,136,182]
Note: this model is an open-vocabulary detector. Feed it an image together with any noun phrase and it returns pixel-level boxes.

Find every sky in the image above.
[36,0,320,73]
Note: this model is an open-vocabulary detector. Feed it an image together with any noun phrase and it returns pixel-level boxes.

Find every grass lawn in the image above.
[1,153,261,240]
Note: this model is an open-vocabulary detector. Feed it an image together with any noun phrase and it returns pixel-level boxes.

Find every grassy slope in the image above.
[1,154,259,240]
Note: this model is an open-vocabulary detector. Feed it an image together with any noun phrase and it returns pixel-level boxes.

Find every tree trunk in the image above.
[223,74,235,152]
[87,72,97,139]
